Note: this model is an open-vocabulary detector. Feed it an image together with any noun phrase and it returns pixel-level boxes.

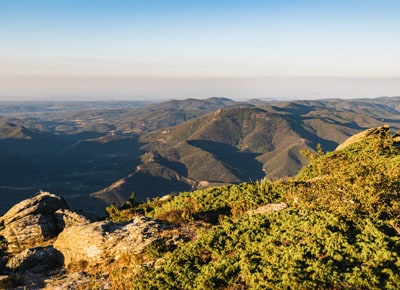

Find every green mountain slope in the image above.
[94,101,399,209]
[92,107,313,207]
[106,126,400,289]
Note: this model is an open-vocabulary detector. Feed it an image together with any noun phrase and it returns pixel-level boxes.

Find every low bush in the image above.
[132,210,400,289]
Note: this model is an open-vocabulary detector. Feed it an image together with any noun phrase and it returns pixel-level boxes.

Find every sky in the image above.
[0,0,399,100]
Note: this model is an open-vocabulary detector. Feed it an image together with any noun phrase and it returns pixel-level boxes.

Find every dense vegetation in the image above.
[106,127,400,289]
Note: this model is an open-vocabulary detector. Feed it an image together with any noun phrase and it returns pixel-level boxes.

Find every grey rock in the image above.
[1,214,59,253]
[54,216,167,267]
[159,193,175,202]
[6,246,63,273]
[0,191,68,226]
[54,209,91,229]
[0,192,90,254]
[247,202,288,215]
[43,271,111,290]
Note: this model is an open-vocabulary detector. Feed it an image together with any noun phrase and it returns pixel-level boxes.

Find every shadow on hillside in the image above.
[0,133,147,215]
[286,118,340,152]
[128,172,193,201]
[271,103,315,115]
[187,140,265,181]
[301,115,365,131]
[151,155,189,177]
[59,130,107,142]
[193,206,231,225]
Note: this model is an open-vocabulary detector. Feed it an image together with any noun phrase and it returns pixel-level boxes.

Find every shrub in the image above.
[291,132,400,219]
[131,210,400,289]
[106,127,400,289]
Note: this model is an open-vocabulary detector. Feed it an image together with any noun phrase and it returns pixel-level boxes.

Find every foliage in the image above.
[106,129,400,289]
[132,210,400,289]
[108,179,283,225]
[292,130,400,219]
[106,192,147,223]
[144,238,170,259]
[0,275,21,289]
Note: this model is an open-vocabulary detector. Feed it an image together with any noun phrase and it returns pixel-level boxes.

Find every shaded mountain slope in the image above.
[140,105,358,178]
[94,106,373,208]
[0,123,142,214]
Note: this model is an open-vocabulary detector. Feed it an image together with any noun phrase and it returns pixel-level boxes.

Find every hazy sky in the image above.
[1,0,399,100]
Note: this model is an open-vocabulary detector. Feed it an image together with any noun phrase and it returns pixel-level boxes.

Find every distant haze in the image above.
[0,76,399,101]
[1,1,399,100]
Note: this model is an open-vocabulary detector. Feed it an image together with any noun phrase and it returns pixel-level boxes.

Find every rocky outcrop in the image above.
[0,192,70,253]
[54,216,167,267]
[0,192,91,254]
[335,125,391,151]
[54,208,92,229]
[6,246,63,273]
[0,191,172,289]
[0,191,170,288]
[0,191,68,226]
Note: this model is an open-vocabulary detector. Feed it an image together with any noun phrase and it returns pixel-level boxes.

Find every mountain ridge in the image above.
[1,97,400,215]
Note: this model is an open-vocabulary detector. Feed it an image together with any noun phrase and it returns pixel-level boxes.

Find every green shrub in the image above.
[291,132,400,219]
[143,238,170,260]
[132,210,400,289]
[106,128,400,289]
[107,179,283,225]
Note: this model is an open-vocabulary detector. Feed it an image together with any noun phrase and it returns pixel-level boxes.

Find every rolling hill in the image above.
[91,99,400,212]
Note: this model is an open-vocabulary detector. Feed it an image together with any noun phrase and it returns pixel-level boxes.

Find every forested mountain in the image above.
[1,97,400,216]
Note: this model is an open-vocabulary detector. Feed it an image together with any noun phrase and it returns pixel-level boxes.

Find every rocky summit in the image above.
[0,191,170,289]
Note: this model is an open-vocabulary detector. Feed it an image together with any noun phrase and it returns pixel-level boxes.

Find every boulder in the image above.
[54,209,92,229]
[54,216,167,267]
[0,191,68,226]
[247,202,288,215]
[6,246,63,273]
[0,192,89,253]
[0,214,60,253]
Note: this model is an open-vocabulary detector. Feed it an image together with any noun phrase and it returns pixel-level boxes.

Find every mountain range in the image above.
[1,96,400,216]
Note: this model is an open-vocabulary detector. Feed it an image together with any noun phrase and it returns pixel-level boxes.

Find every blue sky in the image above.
[0,0,399,100]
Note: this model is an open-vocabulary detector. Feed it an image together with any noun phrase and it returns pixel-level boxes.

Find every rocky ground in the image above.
[0,191,178,289]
